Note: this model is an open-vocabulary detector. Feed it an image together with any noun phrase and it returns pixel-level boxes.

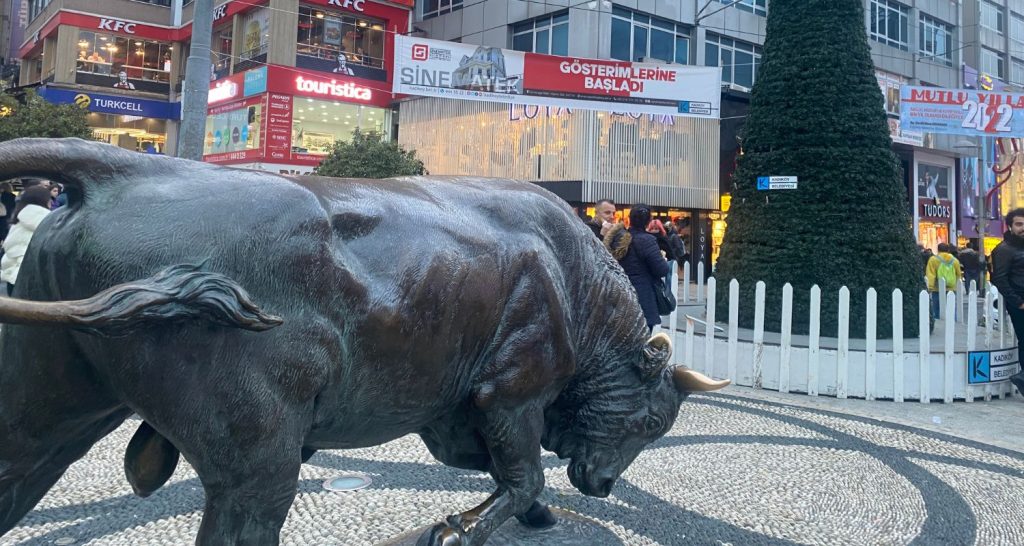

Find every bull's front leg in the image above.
[417,405,546,546]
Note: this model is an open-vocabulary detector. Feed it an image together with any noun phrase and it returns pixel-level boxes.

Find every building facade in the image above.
[409,0,994,261]
[14,0,411,171]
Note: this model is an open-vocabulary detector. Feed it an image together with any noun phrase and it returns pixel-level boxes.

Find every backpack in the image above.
[936,256,957,290]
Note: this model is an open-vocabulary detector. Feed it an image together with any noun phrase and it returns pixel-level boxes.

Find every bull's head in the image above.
[542,333,728,497]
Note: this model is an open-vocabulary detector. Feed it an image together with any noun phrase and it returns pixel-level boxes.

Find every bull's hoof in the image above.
[515,501,557,529]
[415,521,466,546]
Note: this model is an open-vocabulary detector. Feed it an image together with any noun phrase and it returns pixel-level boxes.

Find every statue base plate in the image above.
[378,507,623,545]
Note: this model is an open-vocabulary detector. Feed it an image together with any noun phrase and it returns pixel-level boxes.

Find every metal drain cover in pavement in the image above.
[323,474,372,492]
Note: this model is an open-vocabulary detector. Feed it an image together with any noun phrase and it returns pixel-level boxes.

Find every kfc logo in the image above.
[328,0,365,12]
[98,18,137,34]
[412,44,428,61]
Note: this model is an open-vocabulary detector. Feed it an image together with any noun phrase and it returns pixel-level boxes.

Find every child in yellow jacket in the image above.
[925,243,962,319]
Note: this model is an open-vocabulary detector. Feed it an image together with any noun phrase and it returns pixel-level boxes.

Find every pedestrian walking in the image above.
[1,185,51,297]
[604,204,670,332]
[48,184,62,210]
[989,208,1024,394]
[959,245,983,290]
[646,218,674,261]
[664,221,688,269]
[925,243,961,319]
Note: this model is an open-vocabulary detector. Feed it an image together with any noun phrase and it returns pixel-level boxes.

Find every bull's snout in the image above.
[569,461,617,498]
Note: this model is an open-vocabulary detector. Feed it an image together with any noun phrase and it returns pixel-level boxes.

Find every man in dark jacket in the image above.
[959,245,983,290]
[990,207,1024,394]
[588,199,617,240]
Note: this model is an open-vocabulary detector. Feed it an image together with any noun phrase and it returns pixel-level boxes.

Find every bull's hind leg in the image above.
[193,457,301,546]
[154,401,307,545]
[0,327,128,535]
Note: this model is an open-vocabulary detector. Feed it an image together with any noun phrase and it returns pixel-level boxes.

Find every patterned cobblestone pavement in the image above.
[2,392,1022,545]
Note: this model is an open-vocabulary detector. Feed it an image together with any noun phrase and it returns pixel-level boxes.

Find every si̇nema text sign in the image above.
[900,86,1024,137]
[394,35,721,119]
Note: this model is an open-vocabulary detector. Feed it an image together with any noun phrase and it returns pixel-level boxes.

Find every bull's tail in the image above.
[0,264,282,336]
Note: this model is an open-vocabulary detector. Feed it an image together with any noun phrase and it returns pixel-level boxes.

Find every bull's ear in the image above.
[639,332,672,378]
[672,366,731,393]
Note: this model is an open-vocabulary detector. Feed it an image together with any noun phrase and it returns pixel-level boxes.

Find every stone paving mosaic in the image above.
[2,393,1022,545]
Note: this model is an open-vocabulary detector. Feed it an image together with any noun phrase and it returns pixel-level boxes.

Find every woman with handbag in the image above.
[604,204,671,333]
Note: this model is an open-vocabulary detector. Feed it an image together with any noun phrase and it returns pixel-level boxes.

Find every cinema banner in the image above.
[393,35,721,119]
[900,85,1024,137]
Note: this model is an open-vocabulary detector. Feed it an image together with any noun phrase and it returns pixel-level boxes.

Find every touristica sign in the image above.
[900,85,1024,137]
[393,35,721,119]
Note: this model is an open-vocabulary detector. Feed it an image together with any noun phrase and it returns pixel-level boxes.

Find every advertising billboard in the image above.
[393,35,721,119]
[900,85,1024,137]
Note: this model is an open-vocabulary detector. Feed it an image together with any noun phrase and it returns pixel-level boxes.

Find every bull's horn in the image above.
[672,366,730,392]
[639,332,673,378]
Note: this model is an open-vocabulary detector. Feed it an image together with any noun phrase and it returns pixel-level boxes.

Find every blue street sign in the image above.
[967,347,1019,385]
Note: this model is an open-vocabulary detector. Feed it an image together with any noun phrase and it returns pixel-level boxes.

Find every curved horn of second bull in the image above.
[672,366,731,393]
[0,264,282,336]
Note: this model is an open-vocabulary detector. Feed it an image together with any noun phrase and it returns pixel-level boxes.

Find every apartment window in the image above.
[1012,12,1024,46]
[610,6,690,64]
[717,0,767,17]
[870,0,910,50]
[131,0,171,6]
[1012,57,1024,85]
[297,6,386,69]
[512,12,569,56]
[705,33,761,88]
[981,1,1005,33]
[422,0,463,19]
[28,0,51,21]
[919,15,953,65]
[981,47,1005,79]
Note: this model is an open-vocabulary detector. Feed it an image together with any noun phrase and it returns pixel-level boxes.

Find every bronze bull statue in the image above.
[0,139,728,545]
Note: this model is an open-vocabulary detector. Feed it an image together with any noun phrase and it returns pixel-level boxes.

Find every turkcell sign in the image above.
[967,347,1020,385]
[38,87,180,119]
[757,176,798,190]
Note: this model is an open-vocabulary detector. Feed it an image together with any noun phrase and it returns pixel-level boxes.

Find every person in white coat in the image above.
[1,185,52,296]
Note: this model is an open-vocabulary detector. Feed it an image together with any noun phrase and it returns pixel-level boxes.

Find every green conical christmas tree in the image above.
[714,0,925,337]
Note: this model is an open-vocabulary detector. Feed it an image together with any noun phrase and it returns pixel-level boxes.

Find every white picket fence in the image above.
[663,264,1020,403]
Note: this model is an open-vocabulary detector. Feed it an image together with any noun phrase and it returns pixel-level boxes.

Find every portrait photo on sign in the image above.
[918,163,950,201]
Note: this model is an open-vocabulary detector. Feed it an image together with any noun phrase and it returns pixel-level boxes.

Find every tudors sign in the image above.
[918,198,953,221]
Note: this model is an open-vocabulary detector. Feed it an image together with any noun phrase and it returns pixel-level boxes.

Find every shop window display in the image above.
[86,112,167,153]
[204,104,262,156]
[76,31,173,93]
[296,6,387,80]
[290,98,387,155]
[917,163,954,251]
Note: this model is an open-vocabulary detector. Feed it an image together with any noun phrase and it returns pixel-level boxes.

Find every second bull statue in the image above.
[0,139,728,545]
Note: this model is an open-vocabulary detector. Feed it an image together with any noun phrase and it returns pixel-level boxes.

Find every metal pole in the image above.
[979,135,987,291]
[177,0,215,161]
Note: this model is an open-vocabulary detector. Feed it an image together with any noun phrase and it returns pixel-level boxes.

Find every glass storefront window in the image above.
[919,163,951,200]
[297,6,386,69]
[291,98,387,155]
[204,103,262,155]
[86,112,167,152]
[77,30,173,84]
[212,24,234,80]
